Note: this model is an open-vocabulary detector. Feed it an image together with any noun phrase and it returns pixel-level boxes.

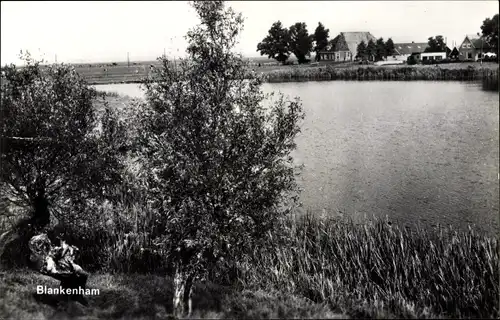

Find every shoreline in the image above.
[81,63,499,85]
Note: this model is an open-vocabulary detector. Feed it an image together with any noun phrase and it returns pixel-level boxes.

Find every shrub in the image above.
[0,52,127,267]
[136,1,304,317]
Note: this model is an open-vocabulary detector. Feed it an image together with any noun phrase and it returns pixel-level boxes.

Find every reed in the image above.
[263,65,499,83]
[237,213,499,318]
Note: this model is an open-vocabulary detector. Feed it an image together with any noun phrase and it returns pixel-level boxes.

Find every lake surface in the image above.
[94,81,499,235]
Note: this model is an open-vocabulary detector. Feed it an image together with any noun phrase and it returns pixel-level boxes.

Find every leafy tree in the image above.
[425,35,446,52]
[366,39,377,61]
[375,37,386,61]
[357,40,367,60]
[289,22,314,64]
[385,38,395,59]
[481,14,499,54]
[313,22,330,61]
[257,21,291,64]
[138,1,304,317]
[0,53,126,264]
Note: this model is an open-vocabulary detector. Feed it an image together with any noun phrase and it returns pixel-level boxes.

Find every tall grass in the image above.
[237,213,499,318]
[263,65,499,83]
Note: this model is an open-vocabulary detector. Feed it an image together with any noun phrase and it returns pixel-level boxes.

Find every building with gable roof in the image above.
[458,34,492,61]
[318,31,376,62]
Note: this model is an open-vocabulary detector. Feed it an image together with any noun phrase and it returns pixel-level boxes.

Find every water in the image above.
[94,81,499,235]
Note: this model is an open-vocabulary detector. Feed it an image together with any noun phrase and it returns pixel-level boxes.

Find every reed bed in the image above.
[238,213,499,318]
[263,65,499,83]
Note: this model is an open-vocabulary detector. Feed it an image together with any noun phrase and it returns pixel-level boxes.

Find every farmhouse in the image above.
[387,42,428,61]
[318,32,376,62]
[458,34,491,61]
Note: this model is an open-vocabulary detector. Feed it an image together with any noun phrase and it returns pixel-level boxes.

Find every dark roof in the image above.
[320,31,376,53]
[342,32,377,55]
[393,43,428,55]
[465,34,491,49]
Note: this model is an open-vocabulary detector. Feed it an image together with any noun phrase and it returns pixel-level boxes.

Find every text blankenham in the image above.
[36,285,99,295]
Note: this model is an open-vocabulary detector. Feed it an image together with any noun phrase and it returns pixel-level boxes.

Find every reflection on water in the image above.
[96,81,499,235]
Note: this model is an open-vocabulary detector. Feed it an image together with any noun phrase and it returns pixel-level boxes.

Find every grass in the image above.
[0,270,345,319]
[1,212,497,319]
[238,213,499,319]
[68,60,499,85]
[261,63,499,82]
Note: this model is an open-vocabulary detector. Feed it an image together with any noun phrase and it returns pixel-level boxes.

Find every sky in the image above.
[1,1,498,65]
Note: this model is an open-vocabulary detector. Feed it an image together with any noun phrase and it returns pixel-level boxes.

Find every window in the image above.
[462,44,467,48]
[423,56,428,60]
[436,56,442,60]
[467,44,471,48]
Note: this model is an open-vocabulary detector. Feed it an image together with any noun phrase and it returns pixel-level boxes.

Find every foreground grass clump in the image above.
[0,270,344,319]
[239,214,499,319]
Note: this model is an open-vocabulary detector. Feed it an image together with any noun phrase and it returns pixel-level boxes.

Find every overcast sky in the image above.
[1,1,498,64]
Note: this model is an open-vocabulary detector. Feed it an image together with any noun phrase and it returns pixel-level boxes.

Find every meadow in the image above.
[68,59,499,84]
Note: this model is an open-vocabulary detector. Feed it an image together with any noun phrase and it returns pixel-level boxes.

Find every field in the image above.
[69,59,498,84]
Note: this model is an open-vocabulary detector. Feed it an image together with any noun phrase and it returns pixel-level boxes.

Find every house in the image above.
[318,32,376,62]
[419,51,447,62]
[388,42,428,61]
[458,34,491,61]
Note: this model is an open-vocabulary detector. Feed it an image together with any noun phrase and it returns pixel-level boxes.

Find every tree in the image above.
[138,1,304,317]
[313,22,330,61]
[0,53,126,264]
[366,39,377,61]
[357,40,367,60]
[425,35,446,52]
[289,22,314,64]
[481,14,499,54]
[375,37,386,61]
[257,21,291,64]
[385,38,395,59]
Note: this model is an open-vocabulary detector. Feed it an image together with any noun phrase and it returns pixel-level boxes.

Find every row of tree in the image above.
[356,38,395,62]
[256,21,330,64]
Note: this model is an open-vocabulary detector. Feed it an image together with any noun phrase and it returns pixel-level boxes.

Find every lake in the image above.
[94,81,499,235]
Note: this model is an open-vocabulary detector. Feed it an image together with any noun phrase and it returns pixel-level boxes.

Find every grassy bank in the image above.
[71,61,499,85]
[0,270,342,319]
[263,64,499,83]
[1,213,497,319]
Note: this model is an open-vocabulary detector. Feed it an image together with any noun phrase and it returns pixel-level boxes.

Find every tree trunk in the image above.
[172,267,194,318]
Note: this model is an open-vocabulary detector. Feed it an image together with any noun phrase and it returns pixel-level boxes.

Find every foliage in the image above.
[257,21,292,64]
[425,35,446,52]
[356,40,367,60]
[375,38,386,61]
[481,14,499,54]
[239,213,499,319]
[385,38,395,59]
[407,55,418,65]
[289,22,314,64]
[366,39,377,61]
[0,53,126,238]
[137,0,303,314]
[312,22,330,62]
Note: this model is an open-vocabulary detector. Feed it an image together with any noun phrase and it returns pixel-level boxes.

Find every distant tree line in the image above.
[257,21,330,64]
[356,38,395,62]
[257,13,498,65]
